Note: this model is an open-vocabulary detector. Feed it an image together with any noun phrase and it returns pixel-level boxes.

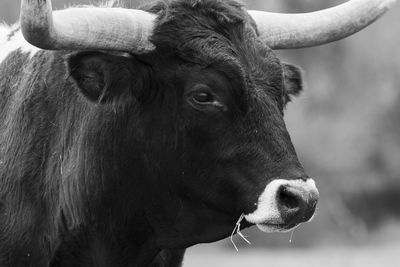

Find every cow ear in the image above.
[282,63,304,105]
[67,51,142,103]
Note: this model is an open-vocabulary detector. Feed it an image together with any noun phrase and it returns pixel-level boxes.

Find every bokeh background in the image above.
[1,0,399,266]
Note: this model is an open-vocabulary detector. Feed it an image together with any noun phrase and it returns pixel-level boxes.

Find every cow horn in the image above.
[20,0,156,53]
[249,0,398,49]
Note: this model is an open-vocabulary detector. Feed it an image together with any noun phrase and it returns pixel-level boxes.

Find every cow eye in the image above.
[192,91,215,104]
[187,84,225,111]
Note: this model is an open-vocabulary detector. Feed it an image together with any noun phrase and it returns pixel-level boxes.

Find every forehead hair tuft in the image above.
[144,0,247,25]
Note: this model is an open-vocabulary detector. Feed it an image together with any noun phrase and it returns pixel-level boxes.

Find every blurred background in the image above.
[1,0,399,266]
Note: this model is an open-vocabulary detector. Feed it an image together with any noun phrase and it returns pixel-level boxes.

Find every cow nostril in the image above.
[278,186,302,210]
[276,183,319,224]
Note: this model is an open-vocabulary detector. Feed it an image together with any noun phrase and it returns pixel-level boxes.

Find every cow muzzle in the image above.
[245,178,319,232]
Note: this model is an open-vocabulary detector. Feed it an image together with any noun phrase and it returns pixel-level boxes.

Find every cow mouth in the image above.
[256,222,299,233]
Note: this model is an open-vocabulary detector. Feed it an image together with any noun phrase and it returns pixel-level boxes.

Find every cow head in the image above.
[20,0,396,249]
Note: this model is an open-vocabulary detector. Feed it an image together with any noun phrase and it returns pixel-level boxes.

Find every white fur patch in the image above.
[0,23,40,64]
[255,222,300,233]
[244,178,318,232]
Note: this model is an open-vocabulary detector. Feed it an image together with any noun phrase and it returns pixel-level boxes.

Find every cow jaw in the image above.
[244,178,319,233]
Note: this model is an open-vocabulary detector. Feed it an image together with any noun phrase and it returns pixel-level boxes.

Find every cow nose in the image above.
[244,178,319,233]
[277,183,319,224]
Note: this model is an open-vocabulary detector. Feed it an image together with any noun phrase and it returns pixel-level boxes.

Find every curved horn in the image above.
[249,0,398,49]
[20,0,156,53]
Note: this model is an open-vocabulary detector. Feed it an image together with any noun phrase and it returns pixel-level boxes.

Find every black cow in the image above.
[0,0,394,266]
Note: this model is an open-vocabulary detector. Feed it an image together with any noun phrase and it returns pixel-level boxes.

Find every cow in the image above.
[0,0,395,266]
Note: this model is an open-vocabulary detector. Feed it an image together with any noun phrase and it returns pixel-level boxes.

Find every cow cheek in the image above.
[153,196,238,248]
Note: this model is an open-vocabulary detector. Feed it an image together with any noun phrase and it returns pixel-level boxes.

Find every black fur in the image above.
[0,0,305,266]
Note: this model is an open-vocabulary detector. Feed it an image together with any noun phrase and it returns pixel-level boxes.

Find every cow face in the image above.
[67,0,318,249]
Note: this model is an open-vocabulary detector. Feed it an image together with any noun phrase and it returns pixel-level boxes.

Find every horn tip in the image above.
[379,0,399,9]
